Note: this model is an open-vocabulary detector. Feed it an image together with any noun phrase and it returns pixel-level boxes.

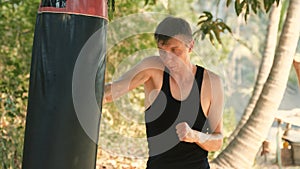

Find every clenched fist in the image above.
[176,122,196,143]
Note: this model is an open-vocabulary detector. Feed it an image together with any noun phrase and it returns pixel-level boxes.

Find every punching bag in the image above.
[22,1,107,169]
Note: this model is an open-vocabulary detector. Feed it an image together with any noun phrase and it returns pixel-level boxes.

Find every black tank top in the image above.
[145,65,210,169]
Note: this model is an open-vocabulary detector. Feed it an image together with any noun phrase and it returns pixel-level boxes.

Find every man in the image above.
[103,16,224,169]
[293,55,300,87]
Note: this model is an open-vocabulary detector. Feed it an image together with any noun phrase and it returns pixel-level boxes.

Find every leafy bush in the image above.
[0,0,39,168]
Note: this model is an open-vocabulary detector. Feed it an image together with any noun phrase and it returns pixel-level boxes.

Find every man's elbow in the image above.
[210,139,223,151]
[205,135,223,151]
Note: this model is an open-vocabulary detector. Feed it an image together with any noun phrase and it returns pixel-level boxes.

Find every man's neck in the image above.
[169,62,195,82]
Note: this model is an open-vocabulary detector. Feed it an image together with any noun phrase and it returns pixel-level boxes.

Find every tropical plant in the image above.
[212,0,300,168]
[227,1,282,143]
[0,0,40,168]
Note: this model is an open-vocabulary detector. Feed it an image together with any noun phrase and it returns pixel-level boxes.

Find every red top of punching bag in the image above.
[38,0,108,19]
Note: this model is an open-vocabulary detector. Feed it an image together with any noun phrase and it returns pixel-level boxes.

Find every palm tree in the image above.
[212,0,300,168]
[227,2,282,142]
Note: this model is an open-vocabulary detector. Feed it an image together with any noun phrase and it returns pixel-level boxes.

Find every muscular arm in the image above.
[176,123,223,151]
[293,59,300,87]
[103,56,161,104]
[176,70,224,151]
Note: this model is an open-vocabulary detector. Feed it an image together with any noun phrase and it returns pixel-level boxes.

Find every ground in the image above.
[96,134,300,169]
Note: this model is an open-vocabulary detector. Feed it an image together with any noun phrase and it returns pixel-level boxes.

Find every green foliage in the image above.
[108,0,154,20]
[193,11,232,46]
[264,0,280,12]
[226,0,281,21]
[278,0,289,33]
[193,0,283,49]
[0,0,39,168]
[107,0,115,20]
[144,0,157,6]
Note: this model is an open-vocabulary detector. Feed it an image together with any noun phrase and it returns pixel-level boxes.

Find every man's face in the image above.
[158,35,193,72]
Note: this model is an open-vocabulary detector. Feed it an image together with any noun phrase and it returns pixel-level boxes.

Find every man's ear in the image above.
[188,40,194,52]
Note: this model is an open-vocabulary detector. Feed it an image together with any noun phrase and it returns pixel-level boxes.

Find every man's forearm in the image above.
[293,60,300,87]
[176,122,223,151]
[192,130,223,151]
[103,83,113,103]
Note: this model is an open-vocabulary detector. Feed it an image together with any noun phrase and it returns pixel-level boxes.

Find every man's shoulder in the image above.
[140,56,164,69]
[197,66,222,85]
[142,56,162,63]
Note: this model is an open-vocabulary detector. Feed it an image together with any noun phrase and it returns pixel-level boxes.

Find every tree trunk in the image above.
[227,2,282,142]
[212,0,300,168]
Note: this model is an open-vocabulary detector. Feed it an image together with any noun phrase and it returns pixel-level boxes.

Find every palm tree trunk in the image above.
[212,0,300,168]
[227,2,282,143]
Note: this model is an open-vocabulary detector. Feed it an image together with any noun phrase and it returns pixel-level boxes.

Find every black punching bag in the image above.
[22,1,107,169]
